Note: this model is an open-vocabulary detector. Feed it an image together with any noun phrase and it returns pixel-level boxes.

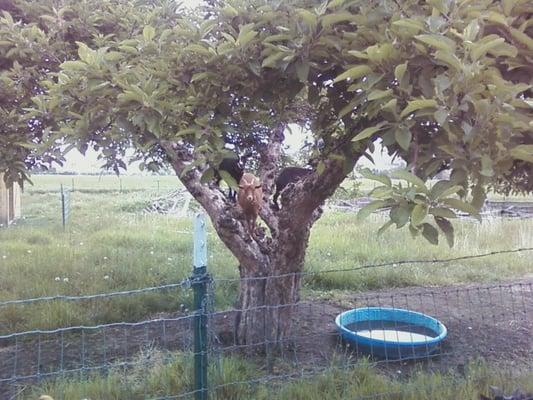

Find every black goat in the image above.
[273,167,313,209]
[214,157,245,201]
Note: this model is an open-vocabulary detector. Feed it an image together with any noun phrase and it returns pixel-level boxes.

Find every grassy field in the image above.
[0,175,531,334]
[24,174,180,193]
[30,355,533,400]
[1,174,532,399]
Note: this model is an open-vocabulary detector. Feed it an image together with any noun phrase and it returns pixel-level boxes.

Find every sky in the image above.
[60,128,398,174]
[59,0,400,174]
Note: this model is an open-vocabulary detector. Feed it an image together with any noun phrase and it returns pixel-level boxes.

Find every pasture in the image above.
[0,174,532,399]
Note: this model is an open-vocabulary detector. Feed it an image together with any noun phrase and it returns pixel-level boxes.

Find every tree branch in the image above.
[160,141,270,269]
[279,158,347,228]
[257,123,285,236]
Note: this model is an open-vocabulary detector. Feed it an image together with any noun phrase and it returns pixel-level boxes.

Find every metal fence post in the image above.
[61,185,66,230]
[192,213,209,400]
[61,185,65,229]
[61,184,71,230]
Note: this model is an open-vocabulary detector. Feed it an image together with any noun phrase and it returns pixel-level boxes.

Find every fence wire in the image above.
[0,249,532,400]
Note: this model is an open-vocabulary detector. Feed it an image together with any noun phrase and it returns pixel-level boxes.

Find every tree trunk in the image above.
[236,223,311,350]
[236,259,302,350]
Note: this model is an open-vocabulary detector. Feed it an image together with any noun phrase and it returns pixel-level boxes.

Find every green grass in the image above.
[305,213,532,293]
[25,174,180,193]
[27,352,533,400]
[0,174,531,334]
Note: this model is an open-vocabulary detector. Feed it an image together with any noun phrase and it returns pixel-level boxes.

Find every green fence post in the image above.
[61,185,65,229]
[61,184,71,230]
[192,213,209,400]
[61,185,66,230]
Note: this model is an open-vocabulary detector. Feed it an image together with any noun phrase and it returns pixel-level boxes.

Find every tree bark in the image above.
[235,221,311,349]
[240,269,302,351]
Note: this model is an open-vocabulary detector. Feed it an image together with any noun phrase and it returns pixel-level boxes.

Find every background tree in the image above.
[1,0,532,347]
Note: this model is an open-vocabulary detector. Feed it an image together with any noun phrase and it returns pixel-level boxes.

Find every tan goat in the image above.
[238,173,262,237]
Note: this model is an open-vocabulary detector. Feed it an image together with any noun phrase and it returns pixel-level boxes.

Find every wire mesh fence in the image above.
[0,217,531,399]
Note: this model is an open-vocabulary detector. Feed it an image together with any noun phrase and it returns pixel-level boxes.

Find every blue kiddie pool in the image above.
[335,307,447,360]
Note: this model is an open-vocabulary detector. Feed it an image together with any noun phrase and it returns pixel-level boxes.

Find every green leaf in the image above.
[360,168,391,187]
[1,10,14,25]
[333,65,372,83]
[411,204,428,226]
[429,180,462,200]
[400,99,438,118]
[502,0,516,16]
[471,37,505,61]
[13,142,36,149]
[176,127,199,137]
[391,170,429,194]
[200,168,215,184]
[395,126,412,150]
[368,89,392,101]
[184,44,212,56]
[297,9,318,28]
[421,223,439,245]
[369,185,392,198]
[347,50,368,59]
[321,12,357,28]
[392,19,424,33]
[222,5,238,17]
[351,123,387,142]
[486,41,518,57]
[237,24,257,46]
[220,170,238,189]
[430,0,451,14]
[434,50,462,71]
[429,207,457,219]
[486,11,508,26]
[327,0,347,9]
[365,43,396,64]
[463,19,480,42]
[262,51,287,68]
[338,99,356,118]
[394,63,407,82]
[191,72,215,83]
[104,51,124,62]
[143,25,156,41]
[237,31,257,46]
[382,98,397,114]
[510,145,533,163]
[60,60,87,70]
[435,217,454,247]
[117,90,143,105]
[263,34,291,43]
[434,108,448,125]
[415,34,456,52]
[390,205,410,228]
[76,42,94,63]
[441,198,481,220]
[357,200,387,220]
[119,45,138,54]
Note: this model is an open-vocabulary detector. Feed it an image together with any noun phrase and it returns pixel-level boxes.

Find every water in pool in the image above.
[344,320,437,342]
